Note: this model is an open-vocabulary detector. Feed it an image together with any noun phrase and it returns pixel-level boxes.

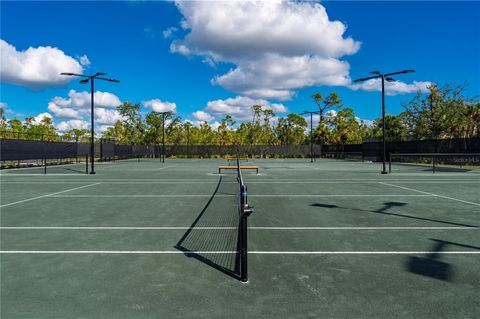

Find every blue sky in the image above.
[1,1,479,132]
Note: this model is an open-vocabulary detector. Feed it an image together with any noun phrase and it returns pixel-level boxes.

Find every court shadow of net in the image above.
[175,175,241,280]
[311,202,478,228]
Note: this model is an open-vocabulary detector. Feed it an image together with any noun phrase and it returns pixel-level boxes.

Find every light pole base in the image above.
[89,171,96,175]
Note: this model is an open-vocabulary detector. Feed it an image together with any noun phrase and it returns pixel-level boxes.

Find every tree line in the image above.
[1,83,478,145]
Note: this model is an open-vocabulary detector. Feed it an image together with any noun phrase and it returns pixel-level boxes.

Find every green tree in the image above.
[368,114,409,142]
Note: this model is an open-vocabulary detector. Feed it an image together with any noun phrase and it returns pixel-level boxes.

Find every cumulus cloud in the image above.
[0,102,7,108]
[56,119,89,132]
[170,1,360,100]
[33,112,53,124]
[45,89,123,132]
[195,96,288,123]
[142,99,177,113]
[350,79,432,95]
[79,55,90,66]
[192,110,213,122]
[47,103,82,119]
[0,39,84,89]
[163,27,178,39]
[47,89,122,120]
[95,108,125,124]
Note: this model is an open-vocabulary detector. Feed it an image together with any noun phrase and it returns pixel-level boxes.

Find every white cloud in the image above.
[79,55,90,66]
[350,79,431,95]
[163,27,178,39]
[142,99,177,113]
[33,112,53,124]
[55,119,89,132]
[355,117,375,127]
[0,102,7,108]
[97,124,113,133]
[211,54,351,101]
[45,90,123,131]
[47,89,122,119]
[192,110,213,122]
[171,1,360,100]
[47,103,82,119]
[0,39,84,89]
[200,95,287,122]
[210,121,221,130]
[95,108,125,124]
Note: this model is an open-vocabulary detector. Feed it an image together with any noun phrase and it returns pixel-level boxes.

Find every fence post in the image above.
[75,135,79,163]
[100,138,103,162]
[85,154,89,174]
[388,153,392,174]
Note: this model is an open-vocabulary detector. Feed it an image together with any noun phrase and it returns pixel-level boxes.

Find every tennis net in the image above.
[389,153,480,173]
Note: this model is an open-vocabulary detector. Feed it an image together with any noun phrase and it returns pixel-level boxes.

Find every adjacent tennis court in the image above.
[1,158,479,318]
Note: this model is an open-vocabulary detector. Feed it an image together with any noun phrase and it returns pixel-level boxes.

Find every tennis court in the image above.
[1,158,479,318]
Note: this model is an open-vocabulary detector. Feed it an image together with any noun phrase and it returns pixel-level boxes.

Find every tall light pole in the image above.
[300,110,320,162]
[153,111,173,163]
[353,69,415,174]
[60,72,119,174]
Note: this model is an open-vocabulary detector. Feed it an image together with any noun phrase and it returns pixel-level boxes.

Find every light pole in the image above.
[153,111,173,163]
[300,110,320,162]
[60,72,119,174]
[353,70,415,174]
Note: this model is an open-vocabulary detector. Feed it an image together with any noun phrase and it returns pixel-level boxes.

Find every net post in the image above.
[239,184,248,283]
[85,154,89,174]
[44,157,47,175]
[240,213,248,283]
[432,155,436,174]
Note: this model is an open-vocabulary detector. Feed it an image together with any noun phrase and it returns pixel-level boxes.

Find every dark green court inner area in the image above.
[1,159,479,318]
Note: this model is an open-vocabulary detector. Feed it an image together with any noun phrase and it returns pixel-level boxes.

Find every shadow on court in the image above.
[175,176,242,280]
[311,202,479,281]
[407,239,480,281]
[311,201,478,228]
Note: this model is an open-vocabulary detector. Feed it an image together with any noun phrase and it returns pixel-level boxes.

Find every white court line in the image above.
[49,194,434,198]
[0,183,101,208]
[0,172,85,177]
[379,182,480,207]
[2,177,479,180]
[1,226,477,230]
[1,250,479,255]
[0,162,85,172]
[1,181,480,184]
[52,194,233,198]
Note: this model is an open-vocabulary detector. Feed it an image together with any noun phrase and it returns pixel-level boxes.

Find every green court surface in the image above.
[1,158,479,318]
